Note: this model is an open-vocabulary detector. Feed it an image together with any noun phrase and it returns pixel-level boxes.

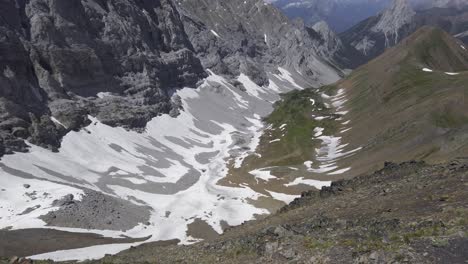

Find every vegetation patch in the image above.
[432,106,468,128]
[256,87,340,167]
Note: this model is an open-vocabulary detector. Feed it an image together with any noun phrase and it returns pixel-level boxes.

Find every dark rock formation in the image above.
[0,0,207,154]
[0,0,343,157]
[40,190,151,231]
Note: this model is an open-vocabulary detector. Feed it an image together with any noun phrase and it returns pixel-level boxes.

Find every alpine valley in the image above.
[0,0,467,264]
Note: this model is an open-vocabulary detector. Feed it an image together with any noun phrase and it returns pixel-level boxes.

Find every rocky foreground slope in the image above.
[5,158,466,264]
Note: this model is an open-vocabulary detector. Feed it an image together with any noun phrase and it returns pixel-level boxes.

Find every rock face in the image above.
[340,0,468,60]
[340,0,416,59]
[0,0,207,153]
[312,21,343,56]
[177,0,343,86]
[371,0,416,46]
[312,20,365,68]
[0,0,342,156]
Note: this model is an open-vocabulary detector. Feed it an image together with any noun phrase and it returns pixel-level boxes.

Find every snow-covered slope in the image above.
[0,67,338,260]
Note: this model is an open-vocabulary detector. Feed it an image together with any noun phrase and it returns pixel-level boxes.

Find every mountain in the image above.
[340,0,468,60]
[222,26,468,197]
[268,0,392,33]
[176,0,344,83]
[413,0,468,10]
[0,0,347,260]
[0,0,343,156]
[1,0,468,262]
[10,27,468,264]
[332,26,468,176]
[112,26,468,264]
[311,21,366,69]
[268,0,468,33]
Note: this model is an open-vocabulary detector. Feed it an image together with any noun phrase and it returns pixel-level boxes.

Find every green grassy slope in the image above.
[223,27,468,197]
[335,27,468,176]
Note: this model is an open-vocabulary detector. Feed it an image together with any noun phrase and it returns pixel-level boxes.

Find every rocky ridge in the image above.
[340,0,468,60]
[268,0,392,32]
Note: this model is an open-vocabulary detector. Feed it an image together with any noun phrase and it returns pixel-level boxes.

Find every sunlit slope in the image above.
[337,26,468,175]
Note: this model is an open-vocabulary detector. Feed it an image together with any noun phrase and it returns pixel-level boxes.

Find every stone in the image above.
[264,241,279,256]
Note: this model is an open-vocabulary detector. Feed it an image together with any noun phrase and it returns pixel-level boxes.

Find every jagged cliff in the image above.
[0,0,342,156]
[0,0,207,154]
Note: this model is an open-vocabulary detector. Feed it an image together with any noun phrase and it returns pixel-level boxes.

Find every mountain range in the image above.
[0,0,344,156]
[266,0,392,32]
[77,23,468,264]
[340,0,468,61]
[0,0,468,263]
[269,0,468,32]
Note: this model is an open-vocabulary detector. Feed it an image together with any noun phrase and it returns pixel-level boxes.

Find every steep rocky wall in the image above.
[177,0,343,86]
[0,0,342,156]
[0,0,207,154]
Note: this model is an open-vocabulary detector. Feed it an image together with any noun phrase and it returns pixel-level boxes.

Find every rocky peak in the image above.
[312,20,334,36]
[372,0,415,45]
[312,20,343,56]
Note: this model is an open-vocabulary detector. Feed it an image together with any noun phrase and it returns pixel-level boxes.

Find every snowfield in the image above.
[0,67,348,261]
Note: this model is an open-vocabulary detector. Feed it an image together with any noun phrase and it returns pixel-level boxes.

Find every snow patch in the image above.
[328,167,351,175]
[277,67,304,90]
[97,92,113,99]
[267,191,297,204]
[210,30,220,38]
[445,72,459,76]
[285,177,331,189]
[249,168,277,182]
[51,117,67,129]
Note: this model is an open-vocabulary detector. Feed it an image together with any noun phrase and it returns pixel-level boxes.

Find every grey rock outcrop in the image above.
[0,0,207,153]
[41,190,151,231]
[311,20,365,68]
[177,0,343,86]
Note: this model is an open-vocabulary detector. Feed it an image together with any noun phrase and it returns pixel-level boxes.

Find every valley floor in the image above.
[5,158,467,263]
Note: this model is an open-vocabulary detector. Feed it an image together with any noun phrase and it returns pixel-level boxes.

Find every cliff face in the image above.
[177,0,343,86]
[0,0,342,156]
[0,0,207,154]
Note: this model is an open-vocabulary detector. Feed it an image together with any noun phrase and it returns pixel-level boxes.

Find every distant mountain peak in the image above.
[312,20,343,57]
[372,0,415,45]
[312,20,332,33]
